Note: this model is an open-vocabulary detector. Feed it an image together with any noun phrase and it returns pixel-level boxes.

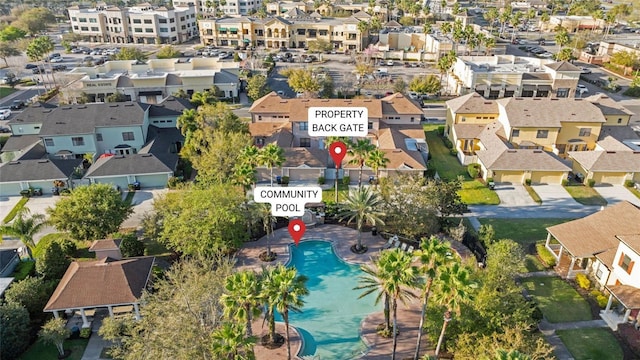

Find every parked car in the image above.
[0,109,11,120]
[50,56,64,63]
[577,84,589,93]
[25,63,38,69]
[580,67,592,74]
[52,64,67,71]
[403,62,410,67]
[0,126,10,133]
[83,56,94,63]
[386,60,394,66]
[10,100,25,110]
[32,66,45,74]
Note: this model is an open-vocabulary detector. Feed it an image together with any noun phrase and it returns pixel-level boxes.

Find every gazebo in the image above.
[44,256,155,328]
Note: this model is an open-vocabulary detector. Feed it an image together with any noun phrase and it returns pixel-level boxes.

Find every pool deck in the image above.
[237,224,435,360]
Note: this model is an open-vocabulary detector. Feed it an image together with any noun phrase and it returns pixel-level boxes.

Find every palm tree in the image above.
[0,208,46,260]
[347,139,375,187]
[254,203,276,259]
[412,237,454,360]
[433,263,476,357]
[364,149,390,187]
[177,108,198,138]
[484,8,499,34]
[262,265,309,360]
[483,36,496,56]
[221,270,263,339]
[232,163,257,191]
[258,144,285,187]
[325,136,350,202]
[355,258,392,333]
[555,27,570,54]
[338,187,385,252]
[211,322,256,360]
[422,23,432,53]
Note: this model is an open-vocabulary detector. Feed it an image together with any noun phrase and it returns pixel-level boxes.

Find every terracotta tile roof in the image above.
[544,60,581,72]
[44,257,155,311]
[89,239,122,251]
[453,123,486,139]
[283,147,327,168]
[546,201,640,258]
[496,97,605,127]
[618,234,640,255]
[445,93,499,114]
[605,285,640,309]
[568,151,640,172]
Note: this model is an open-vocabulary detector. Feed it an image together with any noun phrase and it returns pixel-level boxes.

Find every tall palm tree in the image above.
[355,258,392,333]
[364,149,390,187]
[0,208,46,260]
[347,139,375,187]
[254,203,275,259]
[211,322,256,360]
[221,270,263,339]
[422,23,432,53]
[325,136,351,202]
[384,249,418,360]
[262,265,309,360]
[433,263,476,357]
[177,108,198,139]
[412,237,454,360]
[258,144,285,187]
[339,187,385,252]
[232,163,257,191]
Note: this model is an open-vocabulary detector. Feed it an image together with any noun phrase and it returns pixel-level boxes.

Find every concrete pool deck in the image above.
[237,224,434,360]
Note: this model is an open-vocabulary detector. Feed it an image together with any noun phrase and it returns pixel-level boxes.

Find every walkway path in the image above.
[539,319,609,360]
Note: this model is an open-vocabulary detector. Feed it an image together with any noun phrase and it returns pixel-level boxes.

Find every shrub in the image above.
[561,179,568,186]
[624,180,635,188]
[167,176,182,189]
[449,148,458,156]
[119,232,145,258]
[317,176,325,185]
[80,327,92,339]
[525,178,532,186]
[442,137,453,149]
[342,176,350,185]
[486,177,493,184]
[281,176,290,184]
[467,164,480,178]
[587,179,595,187]
[575,273,591,290]
[425,169,437,178]
[437,125,445,135]
[623,86,640,98]
[55,238,77,256]
[536,243,556,266]
[596,294,609,308]
[11,261,35,281]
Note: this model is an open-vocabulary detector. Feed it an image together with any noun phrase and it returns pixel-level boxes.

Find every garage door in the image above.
[288,169,319,181]
[94,177,129,189]
[592,172,626,185]
[0,183,22,197]
[494,171,524,184]
[530,172,565,185]
[136,174,170,188]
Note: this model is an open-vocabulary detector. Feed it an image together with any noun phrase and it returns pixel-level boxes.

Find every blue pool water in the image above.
[275,240,381,359]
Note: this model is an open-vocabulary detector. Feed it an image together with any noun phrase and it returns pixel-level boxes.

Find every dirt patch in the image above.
[260,333,285,349]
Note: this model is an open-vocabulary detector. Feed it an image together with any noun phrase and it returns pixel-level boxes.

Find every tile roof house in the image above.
[0,97,191,195]
[249,92,427,184]
[544,202,640,330]
[44,256,155,328]
[445,94,635,185]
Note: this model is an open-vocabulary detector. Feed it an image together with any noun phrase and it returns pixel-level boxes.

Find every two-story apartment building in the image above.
[64,58,240,104]
[248,92,427,184]
[0,97,191,195]
[544,201,640,330]
[445,92,637,184]
[448,57,582,98]
[68,2,197,44]
[199,12,369,51]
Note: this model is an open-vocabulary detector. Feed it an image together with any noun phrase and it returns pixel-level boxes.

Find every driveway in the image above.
[530,184,581,207]
[594,185,640,207]
[0,196,22,222]
[25,195,59,216]
[120,189,168,229]
[493,183,537,206]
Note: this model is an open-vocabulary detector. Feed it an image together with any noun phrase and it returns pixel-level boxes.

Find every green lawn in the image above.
[124,191,135,205]
[524,254,547,272]
[520,276,592,323]
[33,233,69,258]
[33,233,95,261]
[143,237,172,257]
[557,328,624,360]
[459,179,500,205]
[0,86,17,99]
[2,196,29,223]
[423,125,467,181]
[563,184,608,206]
[19,338,89,360]
[479,218,570,245]
[628,186,640,199]
[322,183,348,203]
[524,184,542,204]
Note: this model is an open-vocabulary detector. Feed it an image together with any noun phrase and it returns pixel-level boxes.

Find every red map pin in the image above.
[288,219,306,246]
[329,141,347,169]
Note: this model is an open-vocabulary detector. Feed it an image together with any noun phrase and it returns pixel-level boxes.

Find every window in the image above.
[81,26,89,31]
[595,268,603,279]
[133,19,142,24]
[73,26,78,30]
[512,129,520,137]
[91,27,99,31]
[72,17,77,21]
[160,27,168,33]
[170,18,175,23]
[461,117,466,122]
[536,130,548,139]
[618,118,622,124]
[79,18,87,22]
[145,28,154,33]
[122,131,135,141]
[556,88,569,98]
[300,138,311,147]
[579,128,591,137]
[298,122,308,131]
[96,133,103,142]
[159,18,167,23]
[44,138,54,146]
[134,28,142,32]
[368,122,373,129]
[89,18,97,23]
[72,137,85,146]
[144,19,152,24]
[618,253,634,274]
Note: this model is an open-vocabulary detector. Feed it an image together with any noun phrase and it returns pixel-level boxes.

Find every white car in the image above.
[577,84,589,93]
[386,60,394,66]
[0,109,11,120]
[50,57,64,63]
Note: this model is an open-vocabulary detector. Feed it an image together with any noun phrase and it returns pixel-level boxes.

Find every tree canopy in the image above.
[13,7,55,35]
[155,45,182,59]
[152,185,248,256]
[36,240,71,280]
[409,75,441,94]
[0,302,31,360]
[47,183,133,240]
[113,47,148,61]
[281,68,321,94]
[246,74,271,101]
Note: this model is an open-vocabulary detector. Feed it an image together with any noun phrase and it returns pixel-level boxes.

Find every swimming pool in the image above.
[275,240,380,359]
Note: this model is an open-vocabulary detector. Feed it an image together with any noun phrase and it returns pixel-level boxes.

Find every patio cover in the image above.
[605,285,640,309]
